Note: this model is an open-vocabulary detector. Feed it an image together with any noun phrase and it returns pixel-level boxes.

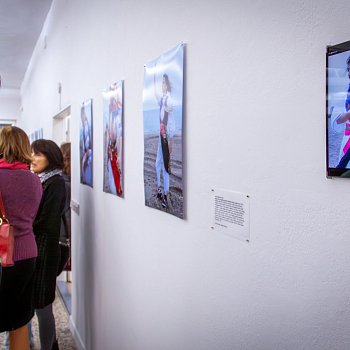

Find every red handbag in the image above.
[0,192,14,267]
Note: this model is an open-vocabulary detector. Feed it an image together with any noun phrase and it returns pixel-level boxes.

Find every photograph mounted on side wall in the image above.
[29,128,43,143]
[80,98,93,186]
[327,40,350,177]
[102,81,124,197]
[143,43,184,219]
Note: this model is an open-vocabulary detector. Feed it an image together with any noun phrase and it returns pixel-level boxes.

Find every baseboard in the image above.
[57,281,72,314]
[69,316,86,350]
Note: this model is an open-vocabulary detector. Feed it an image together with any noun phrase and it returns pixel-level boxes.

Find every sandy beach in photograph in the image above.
[328,118,343,168]
[144,133,183,218]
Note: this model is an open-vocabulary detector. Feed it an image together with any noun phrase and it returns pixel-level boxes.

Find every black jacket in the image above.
[33,174,66,309]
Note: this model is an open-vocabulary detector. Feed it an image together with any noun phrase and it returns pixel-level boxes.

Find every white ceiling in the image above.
[0,0,53,90]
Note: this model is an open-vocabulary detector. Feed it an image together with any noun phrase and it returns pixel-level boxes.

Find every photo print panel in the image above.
[29,128,43,143]
[102,81,124,197]
[143,43,184,219]
[327,40,350,177]
[80,98,93,187]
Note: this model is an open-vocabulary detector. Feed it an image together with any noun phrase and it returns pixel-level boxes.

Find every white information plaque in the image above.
[211,188,250,242]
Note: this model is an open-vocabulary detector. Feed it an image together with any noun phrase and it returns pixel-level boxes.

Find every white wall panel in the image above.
[20,1,350,349]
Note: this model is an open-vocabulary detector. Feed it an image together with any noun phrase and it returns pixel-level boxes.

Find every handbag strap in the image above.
[0,191,7,221]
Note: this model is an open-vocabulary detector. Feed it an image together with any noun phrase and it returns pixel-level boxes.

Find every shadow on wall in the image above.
[77,186,96,349]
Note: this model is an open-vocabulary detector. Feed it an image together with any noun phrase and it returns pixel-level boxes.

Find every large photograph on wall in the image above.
[143,43,184,218]
[327,40,350,177]
[80,98,93,186]
[102,81,124,197]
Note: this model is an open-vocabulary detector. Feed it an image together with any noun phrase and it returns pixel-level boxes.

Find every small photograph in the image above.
[102,81,123,197]
[80,98,93,186]
[143,43,184,218]
[29,128,43,143]
[327,43,350,177]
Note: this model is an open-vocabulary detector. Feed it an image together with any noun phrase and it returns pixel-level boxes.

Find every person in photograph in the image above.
[332,56,350,168]
[107,90,123,196]
[80,108,92,184]
[57,142,71,275]
[31,139,66,350]
[154,71,175,208]
[0,126,42,350]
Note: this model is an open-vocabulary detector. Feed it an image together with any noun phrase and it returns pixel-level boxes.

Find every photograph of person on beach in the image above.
[143,43,184,218]
[80,99,93,186]
[328,51,350,170]
[103,81,123,197]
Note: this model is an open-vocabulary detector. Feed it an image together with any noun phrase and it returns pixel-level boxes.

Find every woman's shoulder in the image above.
[0,168,39,183]
[43,175,66,199]
[44,174,65,187]
[0,169,42,197]
[26,170,41,180]
[62,174,71,183]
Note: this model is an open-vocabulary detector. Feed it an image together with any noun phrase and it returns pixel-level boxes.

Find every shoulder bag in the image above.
[0,191,14,267]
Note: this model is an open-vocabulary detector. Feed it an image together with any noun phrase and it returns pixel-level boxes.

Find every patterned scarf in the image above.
[38,169,63,184]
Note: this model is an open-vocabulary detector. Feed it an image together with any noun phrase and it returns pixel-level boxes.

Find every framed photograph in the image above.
[80,98,93,186]
[28,128,43,143]
[326,40,350,177]
[143,43,184,218]
[102,81,124,197]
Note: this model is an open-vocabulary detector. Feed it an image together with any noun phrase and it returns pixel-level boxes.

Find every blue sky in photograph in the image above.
[143,43,184,111]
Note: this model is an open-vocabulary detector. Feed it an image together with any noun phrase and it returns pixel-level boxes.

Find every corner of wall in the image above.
[69,316,86,350]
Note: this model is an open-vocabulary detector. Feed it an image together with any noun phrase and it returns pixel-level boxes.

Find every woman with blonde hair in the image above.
[0,126,42,350]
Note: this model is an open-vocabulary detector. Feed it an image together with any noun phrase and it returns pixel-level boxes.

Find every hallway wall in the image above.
[20,0,350,349]
[0,89,20,123]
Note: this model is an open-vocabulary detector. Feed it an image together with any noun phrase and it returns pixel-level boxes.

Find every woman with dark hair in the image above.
[31,139,66,350]
[153,72,175,209]
[0,126,42,350]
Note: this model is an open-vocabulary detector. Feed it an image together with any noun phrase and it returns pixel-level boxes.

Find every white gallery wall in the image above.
[20,0,350,349]
[0,89,20,123]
